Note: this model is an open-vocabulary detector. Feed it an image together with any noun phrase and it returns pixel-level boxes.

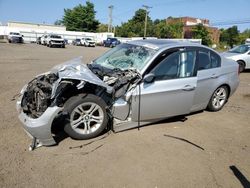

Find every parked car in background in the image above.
[64,39,69,45]
[46,34,65,48]
[103,37,120,47]
[36,37,41,44]
[81,37,96,47]
[245,38,250,45]
[72,39,82,46]
[41,34,48,45]
[16,39,239,149]
[8,32,23,43]
[222,44,250,72]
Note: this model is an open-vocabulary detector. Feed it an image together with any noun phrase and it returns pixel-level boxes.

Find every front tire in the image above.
[207,86,229,111]
[63,94,108,140]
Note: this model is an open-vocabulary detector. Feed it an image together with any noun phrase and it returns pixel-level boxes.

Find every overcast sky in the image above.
[0,0,249,31]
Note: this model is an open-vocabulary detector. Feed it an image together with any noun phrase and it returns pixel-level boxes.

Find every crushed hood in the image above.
[50,57,113,94]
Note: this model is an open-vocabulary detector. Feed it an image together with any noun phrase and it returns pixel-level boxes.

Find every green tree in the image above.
[54,19,63,26]
[220,26,240,47]
[62,2,99,32]
[167,22,183,38]
[154,20,183,38]
[116,9,154,37]
[239,29,250,44]
[155,21,169,38]
[97,24,108,32]
[192,24,212,46]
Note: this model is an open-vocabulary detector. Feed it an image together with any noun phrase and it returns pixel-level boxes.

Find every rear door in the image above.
[131,49,198,121]
[191,49,222,112]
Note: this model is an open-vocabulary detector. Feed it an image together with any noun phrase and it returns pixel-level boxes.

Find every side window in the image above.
[210,51,221,68]
[197,50,210,70]
[152,51,196,81]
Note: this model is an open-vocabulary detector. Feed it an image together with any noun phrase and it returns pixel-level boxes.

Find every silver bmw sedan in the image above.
[16,39,239,150]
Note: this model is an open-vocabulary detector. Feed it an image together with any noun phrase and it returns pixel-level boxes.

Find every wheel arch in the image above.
[50,81,112,135]
[237,60,246,71]
[237,59,246,65]
[219,83,231,97]
[206,83,231,111]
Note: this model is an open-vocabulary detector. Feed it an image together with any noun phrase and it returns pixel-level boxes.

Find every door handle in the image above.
[182,85,195,91]
[210,74,218,79]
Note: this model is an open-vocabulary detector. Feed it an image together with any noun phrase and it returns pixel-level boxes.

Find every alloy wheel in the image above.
[70,102,104,135]
[212,87,227,109]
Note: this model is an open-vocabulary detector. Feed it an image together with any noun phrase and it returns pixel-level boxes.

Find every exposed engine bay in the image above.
[21,60,141,119]
[21,73,58,118]
[88,64,140,98]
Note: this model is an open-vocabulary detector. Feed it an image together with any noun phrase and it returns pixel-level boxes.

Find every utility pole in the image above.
[108,5,114,33]
[143,5,152,38]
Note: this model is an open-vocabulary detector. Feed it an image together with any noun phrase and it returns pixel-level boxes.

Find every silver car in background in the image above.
[223,44,250,72]
[16,40,239,149]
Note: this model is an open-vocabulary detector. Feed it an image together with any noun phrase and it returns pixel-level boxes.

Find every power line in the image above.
[211,19,250,26]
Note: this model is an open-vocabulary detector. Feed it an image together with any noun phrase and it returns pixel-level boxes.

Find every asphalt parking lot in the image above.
[0,43,250,188]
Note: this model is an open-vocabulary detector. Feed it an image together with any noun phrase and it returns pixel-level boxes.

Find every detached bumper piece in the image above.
[29,137,42,151]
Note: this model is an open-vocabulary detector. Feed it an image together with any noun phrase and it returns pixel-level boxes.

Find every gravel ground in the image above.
[0,43,249,188]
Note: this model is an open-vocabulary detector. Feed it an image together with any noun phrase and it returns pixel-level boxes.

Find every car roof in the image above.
[127,39,205,50]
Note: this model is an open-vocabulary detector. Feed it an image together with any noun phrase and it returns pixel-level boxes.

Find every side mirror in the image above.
[143,73,155,83]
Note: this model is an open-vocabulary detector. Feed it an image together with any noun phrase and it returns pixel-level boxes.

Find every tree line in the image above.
[55,2,250,47]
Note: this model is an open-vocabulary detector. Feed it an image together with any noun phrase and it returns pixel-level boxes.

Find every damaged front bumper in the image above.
[16,95,62,147]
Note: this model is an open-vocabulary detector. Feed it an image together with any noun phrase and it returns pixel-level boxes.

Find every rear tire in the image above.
[207,86,229,111]
[63,94,108,140]
[237,60,245,73]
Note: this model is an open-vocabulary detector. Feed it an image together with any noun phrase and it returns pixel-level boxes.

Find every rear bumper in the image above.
[16,97,63,146]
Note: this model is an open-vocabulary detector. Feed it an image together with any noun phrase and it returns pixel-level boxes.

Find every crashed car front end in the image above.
[16,58,141,149]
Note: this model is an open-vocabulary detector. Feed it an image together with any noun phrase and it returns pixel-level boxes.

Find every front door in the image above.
[131,50,197,121]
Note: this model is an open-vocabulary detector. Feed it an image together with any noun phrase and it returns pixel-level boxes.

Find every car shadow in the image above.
[51,114,111,146]
[51,115,69,145]
[242,69,250,73]
[52,110,205,145]
[146,110,204,127]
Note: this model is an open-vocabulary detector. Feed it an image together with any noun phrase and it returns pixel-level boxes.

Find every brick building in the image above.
[166,17,220,44]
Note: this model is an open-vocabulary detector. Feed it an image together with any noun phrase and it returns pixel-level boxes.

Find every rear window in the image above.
[210,51,221,68]
[51,35,61,39]
[197,49,221,70]
[85,38,92,41]
[10,32,20,35]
